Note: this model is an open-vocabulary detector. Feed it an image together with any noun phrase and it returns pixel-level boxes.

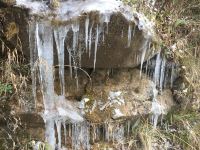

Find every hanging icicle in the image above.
[85,15,90,53]
[93,24,99,70]
[54,26,69,95]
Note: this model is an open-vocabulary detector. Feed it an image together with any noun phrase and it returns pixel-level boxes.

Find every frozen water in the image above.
[54,26,69,95]
[113,109,124,119]
[85,16,89,52]
[30,21,84,149]
[26,0,156,149]
[16,0,154,37]
[94,24,99,69]
[151,100,164,128]
[151,84,165,128]
[140,39,150,77]
[127,24,132,47]
[154,52,162,86]
[88,22,94,58]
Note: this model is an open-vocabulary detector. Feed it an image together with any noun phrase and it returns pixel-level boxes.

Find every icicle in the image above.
[75,65,79,90]
[29,21,37,109]
[45,119,56,150]
[35,23,56,149]
[72,123,78,150]
[100,13,110,34]
[89,22,94,58]
[62,121,67,145]
[154,52,162,86]
[54,26,69,95]
[105,14,110,34]
[160,58,166,92]
[67,46,73,78]
[106,22,109,35]
[102,29,105,43]
[151,85,164,128]
[36,22,56,148]
[98,21,104,47]
[151,100,164,128]
[127,120,130,137]
[85,15,89,52]
[105,123,110,142]
[72,122,90,150]
[36,22,54,112]
[72,21,79,52]
[55,120,62,149]
[132,25,136,38]
[72,21,80,89]
[113,124,124,142]
[93,24,99,69]
[140,40,149,77]
[34,22,84,149]
[127,24,132,47]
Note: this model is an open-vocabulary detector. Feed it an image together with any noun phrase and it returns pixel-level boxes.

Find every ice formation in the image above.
[151,52,176,91]
[151,84,165,128]
[26,0,155,149]
[54,26,69,95]
[127,24,132,47]
[16,0,154,36]
[30,21,86,149]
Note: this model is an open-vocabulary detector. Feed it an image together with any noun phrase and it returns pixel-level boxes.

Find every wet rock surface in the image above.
[83,69,175,122]
[2,0,154,69]
[0,1,180,149]
[4,69,175,149]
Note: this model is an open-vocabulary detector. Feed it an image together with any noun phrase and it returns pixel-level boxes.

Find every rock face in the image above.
[83,69,174,122]
[1,1,177,150]
[7,69,175,149]
[2,0,154,68]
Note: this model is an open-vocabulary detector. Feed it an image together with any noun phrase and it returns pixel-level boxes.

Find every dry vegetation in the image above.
[154,0,200,110]
[122,0,200,149]
[124,0,200,110]
[0,10,32,150]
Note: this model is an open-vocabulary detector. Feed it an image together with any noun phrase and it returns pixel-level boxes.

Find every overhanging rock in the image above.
[4,0,155,68]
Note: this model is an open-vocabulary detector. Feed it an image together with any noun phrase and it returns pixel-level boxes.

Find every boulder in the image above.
[2,0,155,68]
[82,69,175,122]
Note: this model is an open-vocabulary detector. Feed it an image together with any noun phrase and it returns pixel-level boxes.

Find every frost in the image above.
[113,109,124,119]
[16,0,154,37]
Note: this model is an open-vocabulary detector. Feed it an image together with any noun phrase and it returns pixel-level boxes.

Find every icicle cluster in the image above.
[27,1,155,149]
[143,52,177,92]
[145,52,177,128]
[29,21,89,149]
[29,12,125,149]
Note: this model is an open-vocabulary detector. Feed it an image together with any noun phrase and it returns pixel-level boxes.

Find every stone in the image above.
[2,0,155,69]
[84,69,175,123]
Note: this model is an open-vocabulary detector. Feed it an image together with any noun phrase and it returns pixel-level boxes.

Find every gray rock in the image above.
[2,0,155,69]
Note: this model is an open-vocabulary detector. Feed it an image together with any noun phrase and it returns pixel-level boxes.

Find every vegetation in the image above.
[0,0,200,149]
[124,0,200,110]
[122,0,200,149]
[0,81,12,96]
[154,0,200,110]
[125,110,200,150]
[0,9,31,150]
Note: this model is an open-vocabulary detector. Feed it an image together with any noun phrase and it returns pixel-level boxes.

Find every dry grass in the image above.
[123,110,200,150]
[121,1,200,149]
[49,0,60,9]
[124,0,200,110]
